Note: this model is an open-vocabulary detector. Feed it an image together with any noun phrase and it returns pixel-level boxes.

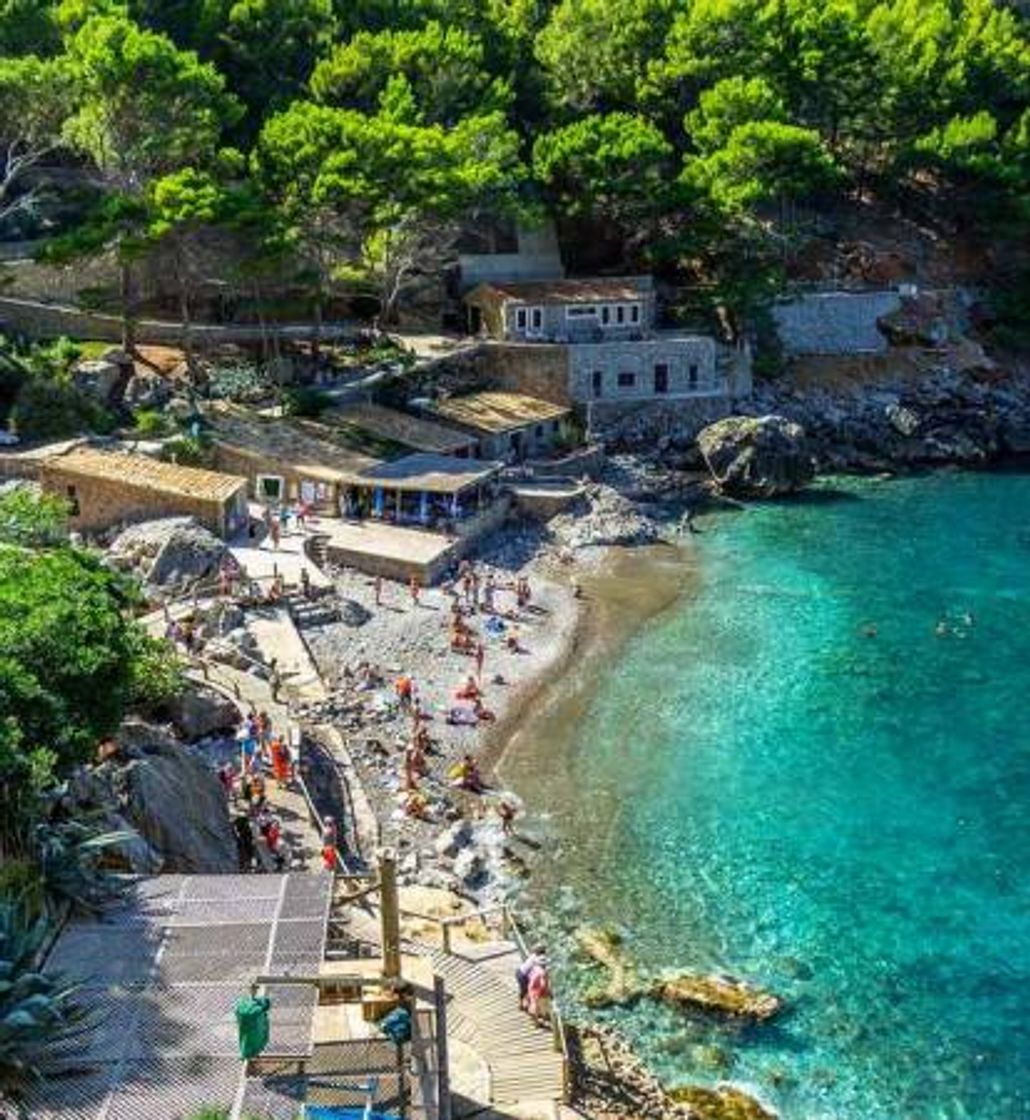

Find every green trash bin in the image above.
[235,994,271,1059]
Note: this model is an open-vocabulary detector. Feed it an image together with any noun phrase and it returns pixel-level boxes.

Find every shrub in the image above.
[9,377,116,440]
[160,435,213,467]
[0,899,88,1097]
[131,408,174,437]
[0,489,70,548]
[283,385,331,418]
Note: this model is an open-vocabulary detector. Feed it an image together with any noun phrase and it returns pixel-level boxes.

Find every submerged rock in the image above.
[670,1083,778,1119]
[653,973,782,1021]
[697,415,814,497]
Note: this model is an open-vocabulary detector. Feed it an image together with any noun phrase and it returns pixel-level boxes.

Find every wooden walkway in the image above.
[429,946,567,1109]
[342,907,566,1111]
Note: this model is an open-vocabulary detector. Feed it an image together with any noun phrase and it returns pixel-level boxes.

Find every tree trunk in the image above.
[179,281,195,387]
[311,294,323,365]
[120,260,137,355]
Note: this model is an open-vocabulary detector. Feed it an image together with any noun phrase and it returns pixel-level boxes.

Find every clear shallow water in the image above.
[507,471,1030,1120]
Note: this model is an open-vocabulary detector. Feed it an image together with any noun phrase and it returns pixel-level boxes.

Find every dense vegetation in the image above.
[0,0,1026,333]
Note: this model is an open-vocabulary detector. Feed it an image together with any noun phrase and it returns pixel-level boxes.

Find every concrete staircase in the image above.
[285,590,340,630]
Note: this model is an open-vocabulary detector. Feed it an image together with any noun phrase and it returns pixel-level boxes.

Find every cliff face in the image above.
[67,719,237,874]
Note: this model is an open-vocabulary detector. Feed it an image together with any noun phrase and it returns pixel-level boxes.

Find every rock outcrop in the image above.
[654,974,782,1021]
[576,924,782,1022]
[698,416,815,497]
[107,516,228,594]
[66,719,236,873]
[167,683,239,740]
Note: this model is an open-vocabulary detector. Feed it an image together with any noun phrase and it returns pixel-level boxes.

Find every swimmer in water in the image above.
[935,620,950,638]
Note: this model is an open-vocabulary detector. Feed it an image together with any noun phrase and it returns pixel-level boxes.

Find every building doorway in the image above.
[592,370,603,398]
[654,363,669,394]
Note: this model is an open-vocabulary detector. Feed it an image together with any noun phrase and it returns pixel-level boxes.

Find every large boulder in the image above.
[108,516,228,593]
[167,683,239,740]
[66,719,236,873]
[697,415,814,497]
[72,358,127,403]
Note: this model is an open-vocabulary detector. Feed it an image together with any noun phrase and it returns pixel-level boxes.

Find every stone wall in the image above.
[772,291,903,355]
[568,336,719,401]
[0,296,356,347]
[587,396,742,447]
[468,342,571,406]
[39,463,241,536]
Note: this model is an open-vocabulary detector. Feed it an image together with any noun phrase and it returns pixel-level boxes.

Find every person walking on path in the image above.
[526,961,552,1024]
[516,945,547,1011]
[234,814,257,872]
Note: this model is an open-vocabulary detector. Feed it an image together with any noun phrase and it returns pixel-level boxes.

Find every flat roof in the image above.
[430,391,571,434]
[44,446,246,502]
[467,276,651,305]
[336,402,474,454]
[356,451,501,494]
[27,874,333,1119]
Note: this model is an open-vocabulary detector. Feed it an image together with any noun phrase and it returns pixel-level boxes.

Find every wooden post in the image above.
[440,920,451,956]
[434,974,452,1120]
[379,849,401,979]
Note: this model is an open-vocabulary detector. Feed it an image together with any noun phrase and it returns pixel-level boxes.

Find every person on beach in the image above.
[395,674,414,710]
[483,573,496,613]
[321,815,338,849]
[321,842,338,871]
[497,799,516,836]
[270,738,291,787]
[475,641,485,680]
[269,515,281,550]
[410,575,421,606]
[516,946,547,1010]
[456,753,484,793]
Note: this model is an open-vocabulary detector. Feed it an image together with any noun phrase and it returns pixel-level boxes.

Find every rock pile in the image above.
[549,483,660,549]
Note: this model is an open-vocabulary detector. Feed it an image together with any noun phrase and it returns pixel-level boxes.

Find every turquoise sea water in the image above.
[507,470,1030,1119]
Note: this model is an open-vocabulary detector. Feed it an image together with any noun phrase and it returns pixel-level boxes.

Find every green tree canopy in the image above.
[0,54,75,226]
[311,21,511,125]
[684,119,842,216]
[63,13,242,191]
[533,112,675,226]
[535,0,676,112]
[219,0,337,123]
[0,547,140,769]
[685,76,787,154]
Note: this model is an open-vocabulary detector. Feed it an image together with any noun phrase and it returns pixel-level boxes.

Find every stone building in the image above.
[39,447,248,537]
[463,276,744,405]
[427,391,573,461]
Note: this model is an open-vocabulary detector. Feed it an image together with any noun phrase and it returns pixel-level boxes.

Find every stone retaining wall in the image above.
[0,296,357,347]
[587,396,743,446]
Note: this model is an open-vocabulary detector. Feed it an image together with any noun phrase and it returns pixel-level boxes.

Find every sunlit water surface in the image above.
[506,471,1030,1120]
